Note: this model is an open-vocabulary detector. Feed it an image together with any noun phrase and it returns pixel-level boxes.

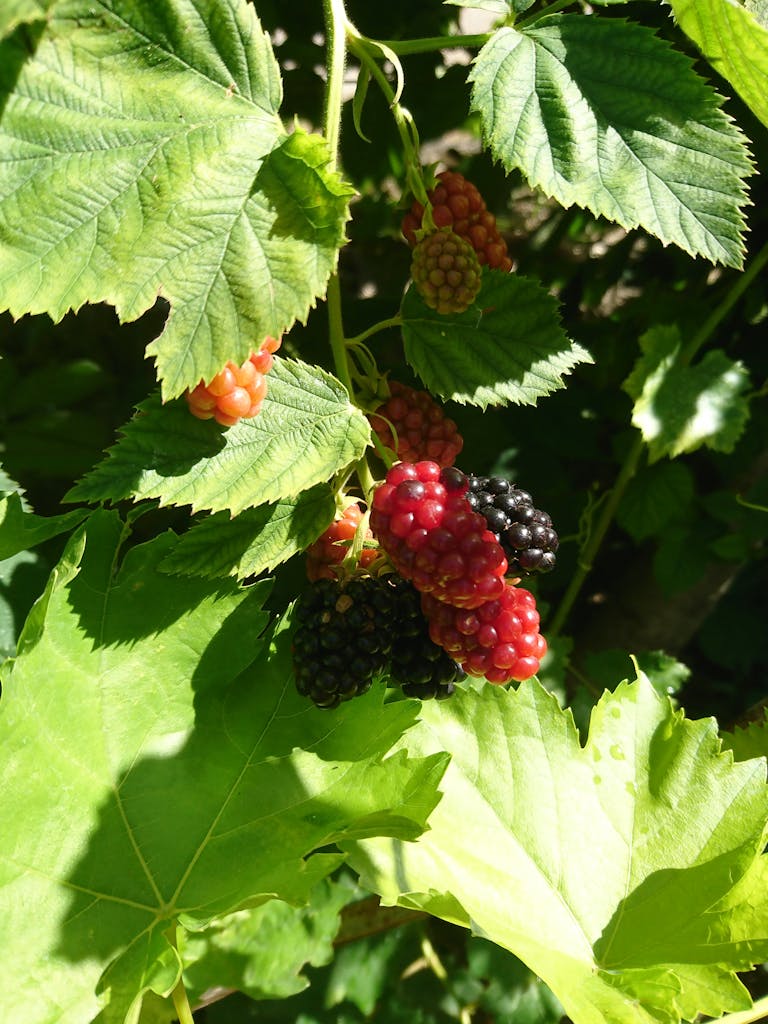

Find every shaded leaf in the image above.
[160,484,336,580]
[721,711,768,763]
[65,359,370,516]
[0,512,447,1024]
[346,677,768,1024]
[616,462,694,541]
[401,271,591,408]
[181,876,358,1003]
[0,0,352,397]
[0,491,89,559]
[469,16,753,266]
[670,0,768,129]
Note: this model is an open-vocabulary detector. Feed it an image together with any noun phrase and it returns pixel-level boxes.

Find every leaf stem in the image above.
[376,33,492,56]
[346,316,402,348]
[517,0,575,29]
[171,974,195,1024]
[548,239,768,638]
[715,995,768,1024]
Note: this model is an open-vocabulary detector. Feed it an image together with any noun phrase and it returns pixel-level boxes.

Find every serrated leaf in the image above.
[160,484,335,580]
[632,349,750,462]
[0,491,89,559]
[181,876,356,1003]
[345,677,768,1024]
[65,358,371,516]
[0,512,447,1024]
[401,271,591,408]
[469,16,753,267]
[616,461,694,541]
[0,0,353,398]
[722,710,768,763]
[670,0,768,129]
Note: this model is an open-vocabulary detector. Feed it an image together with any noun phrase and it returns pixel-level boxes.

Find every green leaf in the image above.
[160,484,336,580]
[0,491,89,559]
[0,0,353,398]
[669,0,768,129]
[469,16,753,267]
[0,1,52,38]
[180,876,357,1003]
[0,512,447,1024]
[652,523,709,596]
[722,710,768,763]
[583,650,690,699]
[616,462,694,541]
[627,331,750,461]
[400,271,591,408]
[345,677,768,1024]
[65,358,371,516]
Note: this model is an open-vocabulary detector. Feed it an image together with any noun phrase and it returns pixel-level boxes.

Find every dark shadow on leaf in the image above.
[0,21,44,128]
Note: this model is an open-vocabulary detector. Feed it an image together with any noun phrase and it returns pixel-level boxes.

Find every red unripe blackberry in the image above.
[402,170,513,272]
[370,462,508,609]
[369,381,463,468]
[466,474,559,576]
[185,336,282,426]
[411,228,482,315]
[292,577,397,709]
[306,503,378,581]
[421,583,546,684]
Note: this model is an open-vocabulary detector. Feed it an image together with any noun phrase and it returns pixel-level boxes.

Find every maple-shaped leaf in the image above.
[470,15,753,267]
[0,0,353,398]
[0,511,447,1024]
[65,358,370,516]
[345,677,768,1024]
[401,270,591,408]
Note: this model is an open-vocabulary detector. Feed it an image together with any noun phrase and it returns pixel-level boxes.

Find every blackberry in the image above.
[369,381,463,468]
[402,171,513,272]
[305,503,378,581]
[370,461,508,609]
[386,577,465,700]
[411,228,482,315]
[422,583,547,684]
[292,577,396,709]
[185,336,282,426]
[466,474,559,576]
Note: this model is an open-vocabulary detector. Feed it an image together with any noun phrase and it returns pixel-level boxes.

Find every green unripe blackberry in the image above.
[411,228,482,315]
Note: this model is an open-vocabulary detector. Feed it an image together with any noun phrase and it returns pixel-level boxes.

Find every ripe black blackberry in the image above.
[387,578,464,700]
[466,474,559,575]
[292,577,397,709]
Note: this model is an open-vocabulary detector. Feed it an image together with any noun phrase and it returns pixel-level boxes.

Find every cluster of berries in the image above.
[305,502,378,582]
[466,475,559,575]
[403,171,512,316]
[370,462,548,685]
[402,170,513,272]
[185,336,281,426]
[369,380,463,469]
[292,574,465,709]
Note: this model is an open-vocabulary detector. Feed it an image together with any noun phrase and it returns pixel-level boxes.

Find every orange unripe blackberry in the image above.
[185,336,281,426]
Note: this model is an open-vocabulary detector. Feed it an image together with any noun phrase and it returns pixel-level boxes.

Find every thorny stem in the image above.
[548,239,768,638]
